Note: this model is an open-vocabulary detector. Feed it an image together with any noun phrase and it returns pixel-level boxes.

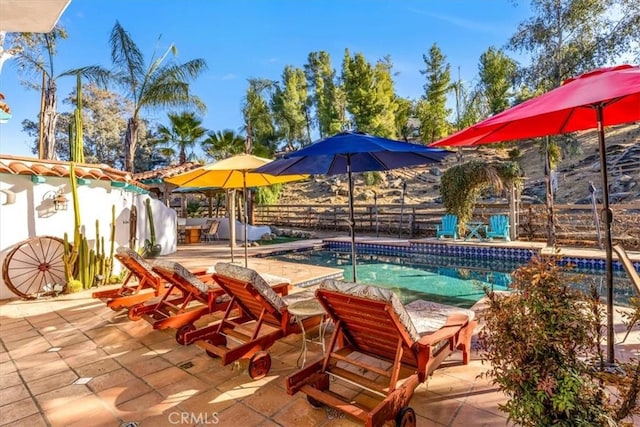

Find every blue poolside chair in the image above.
[436,214,458,239]
[484,215,510,241]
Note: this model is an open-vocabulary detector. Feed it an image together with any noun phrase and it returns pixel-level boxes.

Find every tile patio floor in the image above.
[1,237,638,426]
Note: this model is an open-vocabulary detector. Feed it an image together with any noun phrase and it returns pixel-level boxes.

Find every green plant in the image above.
[255,184,283,205]
[186,199,201,216]
[507,147,521,160]
[362,171,382,186]
[479,254,639,426]
[440,160,522,231]
[144,198,161,257]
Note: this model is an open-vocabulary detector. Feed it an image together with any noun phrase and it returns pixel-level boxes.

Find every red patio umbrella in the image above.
[430,64,640,365]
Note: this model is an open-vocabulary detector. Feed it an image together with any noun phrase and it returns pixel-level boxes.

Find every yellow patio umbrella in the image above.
[165,154,307,266]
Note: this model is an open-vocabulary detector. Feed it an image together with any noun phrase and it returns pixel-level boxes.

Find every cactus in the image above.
[62,163,118,290]
[144,198,161,257]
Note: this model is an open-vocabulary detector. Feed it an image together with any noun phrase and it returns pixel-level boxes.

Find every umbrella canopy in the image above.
[429,64,640,365]
[0,0,71,32]
[166,154,307,266]
[255,131,452,281]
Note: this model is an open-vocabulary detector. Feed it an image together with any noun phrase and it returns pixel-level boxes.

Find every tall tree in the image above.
[419,43,452,143]
[478,47,517,115]
[271,66,309,151]
[394,97,415,141]
[108,21,207,172]
[242,78,276,154]
[342,50,399,137]
[155,111,206,164]
[201,129,246,160]
[7,28,66,159]
[304,51,343,138]
[370,56,398,138]
[509,0,640,91]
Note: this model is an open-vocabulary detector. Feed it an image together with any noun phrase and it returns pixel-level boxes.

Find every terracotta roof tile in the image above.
[0,154,145,189]
[133,162,202,181]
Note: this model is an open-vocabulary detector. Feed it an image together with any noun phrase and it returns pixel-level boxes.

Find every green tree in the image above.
[108,20,207,172]
[478,47,517,115]
[419,43,451,143]
[271,65,309,151]
[394,97,415,140]
[342,50,398,137]
[155,111,206,164]
[201,129,246,160]
[6,28,108,160]
[370,56,398,138]
[304,51,343,137]
[509,0,640,91]
[242,78,276,154]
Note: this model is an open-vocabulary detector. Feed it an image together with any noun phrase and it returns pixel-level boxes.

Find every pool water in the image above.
[269,249,635,309]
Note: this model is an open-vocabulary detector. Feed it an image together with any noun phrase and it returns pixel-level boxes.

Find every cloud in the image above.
[408,8,501,34]
[267,57,279,64]
[208,73,237,81]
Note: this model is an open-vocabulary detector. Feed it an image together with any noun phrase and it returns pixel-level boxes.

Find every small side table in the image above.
[465,221,485,241]
[288,299,329,368]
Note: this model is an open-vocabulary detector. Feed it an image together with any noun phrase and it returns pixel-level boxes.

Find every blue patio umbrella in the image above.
[255,131,452,282]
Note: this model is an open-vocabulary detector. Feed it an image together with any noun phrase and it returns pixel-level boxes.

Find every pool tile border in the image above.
[322,240,639,272]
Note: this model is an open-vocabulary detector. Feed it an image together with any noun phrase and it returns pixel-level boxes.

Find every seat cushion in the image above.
[116,246,155,272]
[319,280,421,342]
[215,263,286,311]
[153,260,216,295]
[404,299,475,336]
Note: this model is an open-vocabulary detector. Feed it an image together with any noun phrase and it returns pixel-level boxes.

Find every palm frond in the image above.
[58,66,112,87]
[110,21,145,94]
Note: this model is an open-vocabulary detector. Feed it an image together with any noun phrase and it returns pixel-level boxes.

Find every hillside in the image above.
[278,124,640,207]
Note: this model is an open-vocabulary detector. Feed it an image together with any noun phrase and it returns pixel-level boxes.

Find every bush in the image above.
[479,254,640,426]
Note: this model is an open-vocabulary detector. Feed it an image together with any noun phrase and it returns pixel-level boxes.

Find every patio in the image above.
[1,237,638,426]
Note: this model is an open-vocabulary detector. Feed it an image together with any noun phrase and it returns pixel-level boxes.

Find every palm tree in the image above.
[201,129,246,160]
[108,21,207,172]
[155,111,206,164]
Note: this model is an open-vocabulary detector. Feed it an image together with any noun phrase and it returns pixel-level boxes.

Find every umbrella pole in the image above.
[243,172,249,268]
[347,157,357,282]
[597,106,615,366]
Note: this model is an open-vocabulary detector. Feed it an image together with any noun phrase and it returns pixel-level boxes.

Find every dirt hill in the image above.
[278,123,640,207]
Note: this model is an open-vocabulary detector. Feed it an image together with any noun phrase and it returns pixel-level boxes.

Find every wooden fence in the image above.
[254,202,640,250]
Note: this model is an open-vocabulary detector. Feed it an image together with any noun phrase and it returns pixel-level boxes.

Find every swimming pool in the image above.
[269,248,635,309]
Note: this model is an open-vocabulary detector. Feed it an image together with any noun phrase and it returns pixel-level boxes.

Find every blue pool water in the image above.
[269,249,635,309]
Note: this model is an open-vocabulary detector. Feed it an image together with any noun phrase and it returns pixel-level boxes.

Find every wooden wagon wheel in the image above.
[2,236,68,299]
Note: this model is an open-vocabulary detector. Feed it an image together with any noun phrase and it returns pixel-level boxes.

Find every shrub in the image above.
[479,254,639,426]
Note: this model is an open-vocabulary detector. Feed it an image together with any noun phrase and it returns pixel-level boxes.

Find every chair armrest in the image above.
[415,313,470,347]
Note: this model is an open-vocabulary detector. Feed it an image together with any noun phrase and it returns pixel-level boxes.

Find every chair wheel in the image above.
[396,407,416,427]
[248,351,271,380]
[306,395,324,408]
[175,324,195,345]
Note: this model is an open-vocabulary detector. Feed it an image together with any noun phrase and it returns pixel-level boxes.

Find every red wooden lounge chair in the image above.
[286,280,478,427]
[92,247,207,310]
[192,262,322,380]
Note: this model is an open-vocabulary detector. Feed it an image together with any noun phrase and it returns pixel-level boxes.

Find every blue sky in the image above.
[0,0,531,158]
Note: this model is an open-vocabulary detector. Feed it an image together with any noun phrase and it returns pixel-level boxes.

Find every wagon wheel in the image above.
[248,351,271,380]
[395,407,416,427]
[175,324,196,345]
[2,236,68,299]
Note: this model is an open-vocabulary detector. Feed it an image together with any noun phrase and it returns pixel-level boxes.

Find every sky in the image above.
[0,0,532,158]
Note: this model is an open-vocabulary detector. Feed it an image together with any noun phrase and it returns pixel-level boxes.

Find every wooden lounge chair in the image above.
[484,214,510,241]
[127,260,232,331]
[286,280,477,427]
[193,262,322,380]
[92,247,206,310]
[436,214,458,239]
[160,262,291,346]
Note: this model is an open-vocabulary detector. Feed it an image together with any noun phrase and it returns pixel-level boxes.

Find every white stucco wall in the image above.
[0,173,177,300]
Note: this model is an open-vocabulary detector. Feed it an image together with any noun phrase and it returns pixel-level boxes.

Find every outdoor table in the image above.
[465,221,485,241]
[184,225,201,244]
[287,298,330,368]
